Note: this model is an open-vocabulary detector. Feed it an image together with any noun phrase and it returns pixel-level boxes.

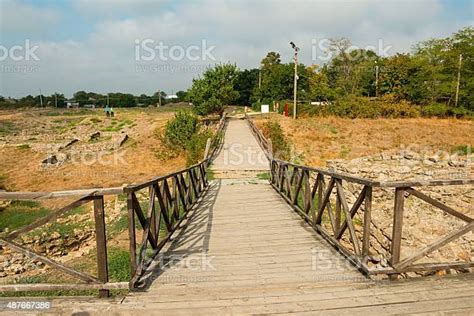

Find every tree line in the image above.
[0,90,188,108]
[187,27,473,117]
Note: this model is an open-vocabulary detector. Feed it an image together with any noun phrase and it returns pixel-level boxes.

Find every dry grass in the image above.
[0,107,186,192]
[255,114,473,167]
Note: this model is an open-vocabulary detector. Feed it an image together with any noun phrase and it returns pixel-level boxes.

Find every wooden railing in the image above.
[247,116,474,278]
[0,188,127,297]
[124,160,210,287]
[246,114,272,159]
[0,113,227,295]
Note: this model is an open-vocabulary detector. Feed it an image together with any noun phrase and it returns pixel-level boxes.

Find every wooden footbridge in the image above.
[0,115,473,314]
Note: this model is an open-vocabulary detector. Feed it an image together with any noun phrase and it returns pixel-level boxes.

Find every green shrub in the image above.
[164,111,199,149]
[261,121,291,160]
[423,103,448,117]
[447,106,472,118]
[251,101,261,112]
[185,130,213,166]
[451,144,472,155]
[422,103,472,118]
[297,95,420,119]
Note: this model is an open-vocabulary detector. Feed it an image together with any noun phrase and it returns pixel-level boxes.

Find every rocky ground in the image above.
[0,107,187,192]
[326,150,473,276]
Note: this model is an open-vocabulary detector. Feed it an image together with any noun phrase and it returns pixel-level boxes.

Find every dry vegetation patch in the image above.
[255,115,473,168]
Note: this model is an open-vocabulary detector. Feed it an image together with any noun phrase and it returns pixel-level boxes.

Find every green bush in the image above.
[261,121,291,160]
[186,130,213,166]
[423,103,448,117]
[451,144,472,155]
[447,106,472,118]
[163,111,199,149]
[297,95,420,119]
[422,103,472,118]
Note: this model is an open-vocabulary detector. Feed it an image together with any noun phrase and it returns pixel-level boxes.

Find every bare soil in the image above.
[254,115,473,168]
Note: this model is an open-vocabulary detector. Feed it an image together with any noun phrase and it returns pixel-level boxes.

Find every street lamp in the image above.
[290,42,299,119]
[375,60,379,98]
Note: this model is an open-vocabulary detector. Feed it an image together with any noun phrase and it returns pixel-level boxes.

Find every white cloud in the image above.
[0,0,61,35]
[0,0,470,97]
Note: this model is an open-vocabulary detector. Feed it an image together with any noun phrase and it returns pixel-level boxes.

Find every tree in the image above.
[109,93,136,107]
[252,52,309,103]
[176,90,187,102]
[306,64,336,101]
[187,63,240,115]
[261,52,281,71]
[411,27,474,109]
[234,69,259,105]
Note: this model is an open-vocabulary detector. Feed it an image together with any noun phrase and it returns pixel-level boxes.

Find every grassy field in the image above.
[254,114,473,167]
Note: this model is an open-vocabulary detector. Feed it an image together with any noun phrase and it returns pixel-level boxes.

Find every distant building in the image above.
[310,101,330,106]
[166,95,178,100]
[66,101,79,108]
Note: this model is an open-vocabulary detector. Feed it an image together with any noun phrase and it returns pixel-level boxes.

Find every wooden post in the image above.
[362,186,372,264]
[335,180,342,232]
[267,137,273,158]
[149,185,157,239]
[93,196,109,297]
[317,175,323,222]
[203,138,212,161]
[390,188,405,280]
[127,192,137,281]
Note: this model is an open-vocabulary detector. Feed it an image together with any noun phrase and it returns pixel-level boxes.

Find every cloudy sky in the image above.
[0,0,472,98]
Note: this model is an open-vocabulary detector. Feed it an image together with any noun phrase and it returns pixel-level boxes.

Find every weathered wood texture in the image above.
[212,119,269,173]
[23,181,474,315]
[247,116,473,276]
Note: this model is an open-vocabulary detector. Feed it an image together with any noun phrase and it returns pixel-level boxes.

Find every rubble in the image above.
[327,152,473,275]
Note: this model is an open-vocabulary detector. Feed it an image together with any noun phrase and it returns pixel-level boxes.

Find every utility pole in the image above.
[258,68,262,89]
[107,94,110,107]
[39,89,43,107]
[158,90,162,107]
[375,60,379,98]
[54,94,58,108]
[290,42,299,120]
[455,54,462,107]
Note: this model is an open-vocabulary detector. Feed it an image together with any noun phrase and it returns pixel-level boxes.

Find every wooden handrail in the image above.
[0,112,228,295]
[0,187,124,200]
[245,115,474,278]
[268,158,473,278]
